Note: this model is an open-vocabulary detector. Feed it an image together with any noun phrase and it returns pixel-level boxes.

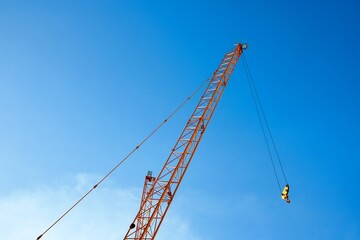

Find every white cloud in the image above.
[0,173,201,240]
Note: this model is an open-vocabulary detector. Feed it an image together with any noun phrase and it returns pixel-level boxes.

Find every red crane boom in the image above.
[124,43,246,240]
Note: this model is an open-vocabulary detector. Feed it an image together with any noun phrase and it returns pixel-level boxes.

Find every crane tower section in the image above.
[124,43,246,240]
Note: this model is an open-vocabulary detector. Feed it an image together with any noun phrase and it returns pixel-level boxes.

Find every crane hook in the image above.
[281,184,290,203]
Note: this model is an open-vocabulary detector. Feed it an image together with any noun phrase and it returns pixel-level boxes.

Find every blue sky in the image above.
[1,1,359,239]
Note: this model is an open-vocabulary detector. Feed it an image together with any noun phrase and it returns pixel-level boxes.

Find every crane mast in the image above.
[124,43,246,240]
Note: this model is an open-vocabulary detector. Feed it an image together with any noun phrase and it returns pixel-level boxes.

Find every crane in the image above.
[36,42,289,240]
[124,43,247,240]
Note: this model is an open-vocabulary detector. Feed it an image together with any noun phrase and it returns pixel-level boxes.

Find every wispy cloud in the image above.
[0,173,201,240]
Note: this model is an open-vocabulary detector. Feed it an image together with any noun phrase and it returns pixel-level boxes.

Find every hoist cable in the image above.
[36,77,211,240]
[242,56,282,193]
[242,55,289,184]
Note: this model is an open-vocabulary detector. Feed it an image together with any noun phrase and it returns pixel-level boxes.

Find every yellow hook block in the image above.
[281,184,290,203]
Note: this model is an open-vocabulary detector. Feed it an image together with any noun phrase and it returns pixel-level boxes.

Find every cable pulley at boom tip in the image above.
[234,43,248,49]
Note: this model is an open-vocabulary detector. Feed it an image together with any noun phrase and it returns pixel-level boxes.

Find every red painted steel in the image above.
[124,43,245,240]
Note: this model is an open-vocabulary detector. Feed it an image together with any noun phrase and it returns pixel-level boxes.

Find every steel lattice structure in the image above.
[124,43,246,240]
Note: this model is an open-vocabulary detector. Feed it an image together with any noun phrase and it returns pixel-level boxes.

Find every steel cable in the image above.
[242,54,288,193]
[36,77,210,240]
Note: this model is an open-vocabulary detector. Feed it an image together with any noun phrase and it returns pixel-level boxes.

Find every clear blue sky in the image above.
[1,1,359,239]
